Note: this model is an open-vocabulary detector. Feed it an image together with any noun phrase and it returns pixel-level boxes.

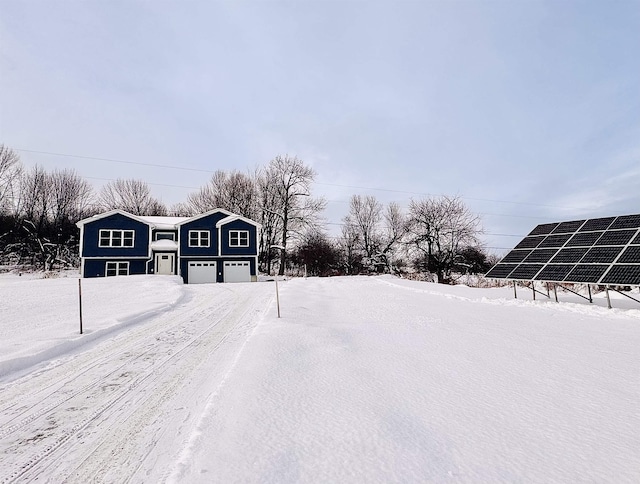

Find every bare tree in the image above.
[378,201,409,272]
[408,195,482,283]
[341,196,408,273]
[187,170,257,219]
[0,144,22,214]
[99,179,167,216]
[343,195,382,261]
[261,155,326,275]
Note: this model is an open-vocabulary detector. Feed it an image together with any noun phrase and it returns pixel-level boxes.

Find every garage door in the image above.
[188,261,217,284]
[224,261,251,283]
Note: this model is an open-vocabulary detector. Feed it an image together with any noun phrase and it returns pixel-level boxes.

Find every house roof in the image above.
[175,208,235,226]
[216,214,262,229]
[138,216,190,230]
[77,208,260,230]
[75,209,150,228]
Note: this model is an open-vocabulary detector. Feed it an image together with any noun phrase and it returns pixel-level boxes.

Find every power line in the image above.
[17,147,568,211]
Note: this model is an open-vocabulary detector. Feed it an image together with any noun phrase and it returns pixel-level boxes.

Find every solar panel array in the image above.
[485,214,640,285]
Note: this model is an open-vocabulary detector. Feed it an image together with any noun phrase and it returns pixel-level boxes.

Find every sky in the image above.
[1,0,639,254]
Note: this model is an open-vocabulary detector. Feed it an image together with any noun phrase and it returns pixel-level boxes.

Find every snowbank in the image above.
[0,274,186,379]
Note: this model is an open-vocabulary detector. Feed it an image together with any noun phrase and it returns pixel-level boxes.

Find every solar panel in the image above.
[485,213,640,286]
[618,246,640,264]
[550,247,589,263]
[551,220,585,234]
[580,246,624,264]
[534,264,575,281]
[509,264,544,280]
[594,230,636,246]
[523,249,558,263]
[609,214,640,230]
[564,265,609,283]
[485,263,518,278]
[514,236,545,249]
[601,265,640,285]
[538,233,572,248]
[502,250,532,263]
[579,217,615,231]
[565,231,603,247]
[528,223,559,236]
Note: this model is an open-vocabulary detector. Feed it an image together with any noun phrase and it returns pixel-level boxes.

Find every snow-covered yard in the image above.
[1,274,639,482]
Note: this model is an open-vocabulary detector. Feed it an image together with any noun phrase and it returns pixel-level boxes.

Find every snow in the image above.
[1,274,639,482]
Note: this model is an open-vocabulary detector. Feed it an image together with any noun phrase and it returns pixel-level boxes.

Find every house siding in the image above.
[219,219,259,256]
[179,212,230,257]
[82,214,149,258]
[84,259,148,278]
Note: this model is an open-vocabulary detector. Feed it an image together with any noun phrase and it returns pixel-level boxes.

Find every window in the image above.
[155,232,175,241]
[189,230,210,247]
[106,261,129,276]
[99,230,135,248]
[229,230,249,247]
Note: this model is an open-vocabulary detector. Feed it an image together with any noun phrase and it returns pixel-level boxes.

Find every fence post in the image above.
[78,278,83,334]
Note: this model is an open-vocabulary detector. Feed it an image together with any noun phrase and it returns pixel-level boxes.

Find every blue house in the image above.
[76,208,261,283]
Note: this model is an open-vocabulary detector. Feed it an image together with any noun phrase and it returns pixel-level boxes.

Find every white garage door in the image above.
[188,261,217,284]
[224,261,251,283]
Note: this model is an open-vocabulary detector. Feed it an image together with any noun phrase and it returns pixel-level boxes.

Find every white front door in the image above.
[155,253,175,275]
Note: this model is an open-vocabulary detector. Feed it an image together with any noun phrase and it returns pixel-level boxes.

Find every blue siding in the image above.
[220,220,258,256]
[84,259,148,277]
[179,212,229,256]
[82,214,149,258]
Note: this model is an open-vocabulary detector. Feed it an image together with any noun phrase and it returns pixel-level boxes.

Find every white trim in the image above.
[76,209,151,228]
[216,214,262,229]
[188,230,210,247]
[176,208,235,226]
[106,261,129,276]
[98,229,135,248]
[229,230,250,247]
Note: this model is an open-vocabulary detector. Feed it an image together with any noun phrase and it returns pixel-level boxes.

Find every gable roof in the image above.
[77,208,261,231]
[76,209,151,228]
[175,208,235,226]
[216,214,262,229]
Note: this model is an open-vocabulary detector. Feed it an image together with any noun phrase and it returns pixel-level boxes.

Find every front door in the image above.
[155,253,175,275]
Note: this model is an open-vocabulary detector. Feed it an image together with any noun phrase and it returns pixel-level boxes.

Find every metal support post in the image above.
[605,286,612,309]
[553,284,558,303]
[513,281,517,299]
[532,281,536,301]
[587,284,592,304]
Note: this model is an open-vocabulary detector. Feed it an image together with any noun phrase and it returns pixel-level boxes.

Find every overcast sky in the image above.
[1,0,639,253]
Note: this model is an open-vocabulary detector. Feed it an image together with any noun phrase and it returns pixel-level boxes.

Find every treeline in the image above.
[0,144,494,282]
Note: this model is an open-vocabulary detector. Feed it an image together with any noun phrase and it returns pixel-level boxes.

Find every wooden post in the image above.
[605,286,612,309]
[275,273,281,318]
[78,278,83,334]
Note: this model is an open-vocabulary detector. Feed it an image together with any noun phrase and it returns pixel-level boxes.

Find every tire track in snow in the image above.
[0,283,272,483]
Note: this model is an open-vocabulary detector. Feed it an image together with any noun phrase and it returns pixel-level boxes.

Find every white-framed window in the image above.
[106,261,129,276]
[189,230,210,247]
[229,230,249,247]
[99,229,135,248]
[155,232,175,241]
